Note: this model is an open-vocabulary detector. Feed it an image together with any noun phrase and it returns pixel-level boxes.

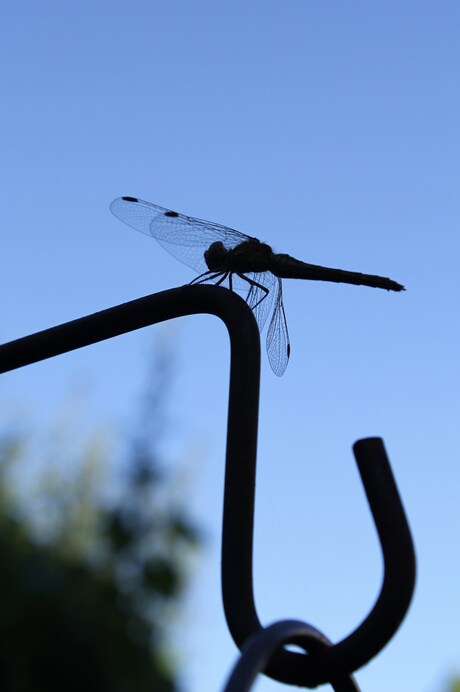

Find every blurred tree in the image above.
[0,337,200,691]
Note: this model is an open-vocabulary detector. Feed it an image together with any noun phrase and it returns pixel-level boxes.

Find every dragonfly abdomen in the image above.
[271,254,405,292]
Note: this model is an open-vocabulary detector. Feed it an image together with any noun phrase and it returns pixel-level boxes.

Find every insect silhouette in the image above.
[111,196,404,376]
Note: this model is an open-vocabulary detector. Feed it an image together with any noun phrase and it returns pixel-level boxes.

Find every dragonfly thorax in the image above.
[204,239,274,273]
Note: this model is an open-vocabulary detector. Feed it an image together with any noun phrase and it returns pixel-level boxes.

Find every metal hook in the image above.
[222,373,416,686]
[0,284,416,687]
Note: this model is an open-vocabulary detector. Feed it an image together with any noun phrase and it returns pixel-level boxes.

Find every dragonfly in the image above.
[110,196,404,376]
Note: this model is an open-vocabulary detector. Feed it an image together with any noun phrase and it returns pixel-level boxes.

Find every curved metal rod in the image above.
[223,432,416,687]
[0,285,260,378]
[223,620,360,692]
[0,285,416,686]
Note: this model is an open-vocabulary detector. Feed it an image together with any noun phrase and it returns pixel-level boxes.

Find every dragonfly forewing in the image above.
[110,197,253,275]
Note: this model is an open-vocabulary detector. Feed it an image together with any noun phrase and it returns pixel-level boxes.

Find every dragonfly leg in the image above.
[189,270,227,286]
[236,273,269,309]
[215,271,230,287]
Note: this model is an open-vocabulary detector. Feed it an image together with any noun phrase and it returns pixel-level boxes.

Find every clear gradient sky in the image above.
[1,3,460,691]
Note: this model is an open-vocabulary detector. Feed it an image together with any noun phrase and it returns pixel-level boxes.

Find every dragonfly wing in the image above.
[111,197,253,274]
[266,278,290,376]
[244,271,277,333]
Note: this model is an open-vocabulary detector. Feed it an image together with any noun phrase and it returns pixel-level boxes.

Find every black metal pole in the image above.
[0,285,415,687]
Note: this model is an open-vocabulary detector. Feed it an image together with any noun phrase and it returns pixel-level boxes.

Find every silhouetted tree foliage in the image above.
[0,339,200,691]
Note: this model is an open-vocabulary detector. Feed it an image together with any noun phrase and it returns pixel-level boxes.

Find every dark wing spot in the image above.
[121,196,139,202]
[165,210,179,217]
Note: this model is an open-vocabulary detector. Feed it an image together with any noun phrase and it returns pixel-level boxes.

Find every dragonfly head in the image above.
[204,241,230,271]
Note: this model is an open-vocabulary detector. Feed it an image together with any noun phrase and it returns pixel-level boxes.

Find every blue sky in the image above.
[1,2,460,690]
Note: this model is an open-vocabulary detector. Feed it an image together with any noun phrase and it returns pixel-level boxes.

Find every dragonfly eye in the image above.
[204,241,228,271]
